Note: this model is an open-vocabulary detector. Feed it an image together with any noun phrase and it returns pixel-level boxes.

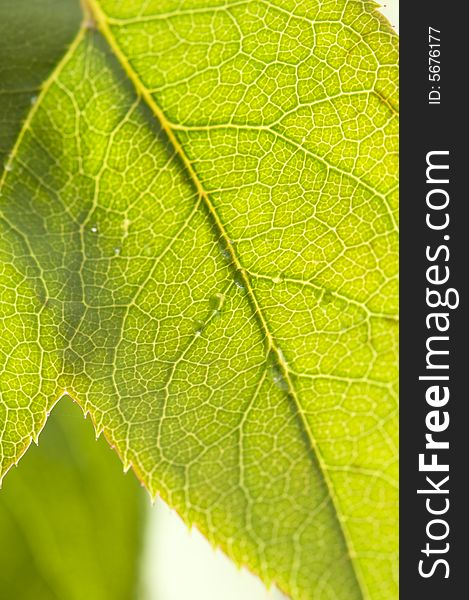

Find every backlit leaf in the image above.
[0,1,398,598]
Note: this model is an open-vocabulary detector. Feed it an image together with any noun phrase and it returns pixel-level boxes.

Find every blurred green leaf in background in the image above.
[0,401,146,600]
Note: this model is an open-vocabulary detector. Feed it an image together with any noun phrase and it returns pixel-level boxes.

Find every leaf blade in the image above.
[0,2,398,598]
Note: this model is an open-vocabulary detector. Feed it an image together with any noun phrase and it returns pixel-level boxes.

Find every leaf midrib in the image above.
[85,1,368,597]
[4,1,373,596]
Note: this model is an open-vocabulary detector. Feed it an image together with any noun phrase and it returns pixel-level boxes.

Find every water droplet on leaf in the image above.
[122,218,131,237]
[277,348,286,365]
[209,293,225,311]
[271,364,288,391]
[194,319,205,335]
[268,350,289,391]
[234,273,245,291]
[218,242,230,262]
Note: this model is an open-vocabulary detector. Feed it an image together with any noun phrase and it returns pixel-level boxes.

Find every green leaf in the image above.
[0,1,398,599]
[0,0,81,167]
[0,6,148,598]
[0,401,146,600]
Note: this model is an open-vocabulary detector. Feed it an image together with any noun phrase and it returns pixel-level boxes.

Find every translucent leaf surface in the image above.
[0,1,398,598]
